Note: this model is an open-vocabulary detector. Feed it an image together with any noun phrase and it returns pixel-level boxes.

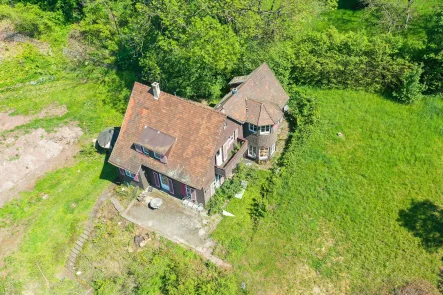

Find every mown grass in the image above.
[212,89,443,294]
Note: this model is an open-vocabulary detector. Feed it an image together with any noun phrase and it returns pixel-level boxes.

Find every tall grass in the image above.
[213,89,443,294]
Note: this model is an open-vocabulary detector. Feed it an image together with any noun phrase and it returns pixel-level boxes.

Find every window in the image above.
[228,133,235,146]
[259,125,271,134]
[270,143,276,155]
[142,146,150,156]
[160,174,170,190]
[134,144,142,153]
[248,145,257,158]
[186,186,196,201]
[153,152,162,160]
[125,170,135,178]
[259,147,269,160]
[215,174,222,188]
[248,123,257,133]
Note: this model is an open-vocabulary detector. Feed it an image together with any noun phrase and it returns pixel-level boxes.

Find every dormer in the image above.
[133,126,176,164]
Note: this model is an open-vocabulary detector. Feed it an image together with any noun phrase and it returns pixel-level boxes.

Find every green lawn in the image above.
[212,89,443,294]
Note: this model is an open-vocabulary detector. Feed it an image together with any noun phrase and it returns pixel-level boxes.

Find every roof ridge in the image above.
[137,82,225,118]
[261,103,276,124]
[256,103,263,126]
[237,63,267,90]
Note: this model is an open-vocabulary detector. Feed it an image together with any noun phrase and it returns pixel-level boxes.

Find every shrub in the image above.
[207,163,254,215]
[393,64,427,104]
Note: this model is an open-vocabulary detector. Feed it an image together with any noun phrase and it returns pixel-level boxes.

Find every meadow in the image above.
[212,89,443,294]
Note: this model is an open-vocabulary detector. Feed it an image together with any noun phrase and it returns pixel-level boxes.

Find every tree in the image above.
[362,0,418,33]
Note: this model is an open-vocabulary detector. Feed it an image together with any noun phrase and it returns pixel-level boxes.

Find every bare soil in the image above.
[0,124,83,207]
[0,104,68,132]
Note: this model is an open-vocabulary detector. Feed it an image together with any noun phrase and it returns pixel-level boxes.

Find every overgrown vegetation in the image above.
[1,0,443,293]
[76,204,238,295]
[207,163,256,215]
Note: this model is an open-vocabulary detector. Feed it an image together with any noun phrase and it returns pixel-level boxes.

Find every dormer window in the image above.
[248,123,257,133]
[134,143,143,153]
[142,146,150,156]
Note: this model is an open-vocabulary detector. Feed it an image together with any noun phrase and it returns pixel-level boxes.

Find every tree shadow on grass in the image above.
[398,200,443,252]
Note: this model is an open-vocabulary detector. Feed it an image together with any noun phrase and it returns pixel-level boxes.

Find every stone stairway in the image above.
[65,185,113,273]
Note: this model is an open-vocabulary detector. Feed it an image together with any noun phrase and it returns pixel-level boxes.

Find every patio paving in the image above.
[121,189,216,251]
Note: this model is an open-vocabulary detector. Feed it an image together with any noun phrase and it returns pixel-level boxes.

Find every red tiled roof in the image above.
[109,82,227,189]
[217,63,289,125]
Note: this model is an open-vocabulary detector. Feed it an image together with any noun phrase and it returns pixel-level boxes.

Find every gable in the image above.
[216,63,289,125]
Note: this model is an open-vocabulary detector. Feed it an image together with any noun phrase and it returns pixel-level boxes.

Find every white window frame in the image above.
[159,174,170,191]
[259,125,271,135]
[142,146,150,156]
[186,186,196,200]
[228,133,235,146]
[153,152,162,160]
[125,169,135,178]
[270,143,276,155]
[248,123,257,133]
[248,145,257,158]
[215,174,222,188]
[259,147,269,160]
[134,143,142,153]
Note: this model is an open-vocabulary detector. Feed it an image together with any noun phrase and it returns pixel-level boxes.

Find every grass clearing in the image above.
[0,13,124,293]
[212,89,443,294]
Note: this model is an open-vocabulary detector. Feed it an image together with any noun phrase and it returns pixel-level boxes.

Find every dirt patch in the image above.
[0,224,26,272]
[0,125,83,207]
[0,20,51,61]
[0,104,68,132]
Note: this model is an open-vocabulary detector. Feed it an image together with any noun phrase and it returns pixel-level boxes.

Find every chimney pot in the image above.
[152,82,160,100]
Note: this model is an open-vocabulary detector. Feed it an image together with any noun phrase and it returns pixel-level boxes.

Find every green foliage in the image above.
[79,215,239,295]
[5,0,83,22]
[393,63,426,104]
[421,5,443,94]
[0,3,64,39]
[291,27,412,92]
[207,164,255,215]
[213,89,443,293]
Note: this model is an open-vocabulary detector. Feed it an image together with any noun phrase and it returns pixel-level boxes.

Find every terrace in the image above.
[215,137,248,178]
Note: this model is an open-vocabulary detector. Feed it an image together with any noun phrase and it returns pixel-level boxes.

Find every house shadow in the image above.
[98,151,120,184]
[398,200,443,252]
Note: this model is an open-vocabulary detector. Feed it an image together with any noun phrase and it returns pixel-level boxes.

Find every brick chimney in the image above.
[152,82,160,100]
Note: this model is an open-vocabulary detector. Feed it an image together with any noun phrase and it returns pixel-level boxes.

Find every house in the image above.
[109,63,289,206]
[215,63,290,161]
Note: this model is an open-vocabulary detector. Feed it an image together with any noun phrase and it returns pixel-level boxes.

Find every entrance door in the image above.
[216,148,223,166]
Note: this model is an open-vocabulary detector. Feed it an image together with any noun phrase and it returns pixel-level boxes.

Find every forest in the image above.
[0,0,442,294]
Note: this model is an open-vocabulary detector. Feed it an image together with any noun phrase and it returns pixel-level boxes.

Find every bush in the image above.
[393,64,427,104]
[0,4,60,38]
[207,164,254,215]
[291,28,412,93]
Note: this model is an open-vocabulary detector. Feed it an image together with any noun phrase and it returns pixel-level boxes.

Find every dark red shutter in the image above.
[180,183,186,196]
[153,172,160,187]
[168,178,174,194]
